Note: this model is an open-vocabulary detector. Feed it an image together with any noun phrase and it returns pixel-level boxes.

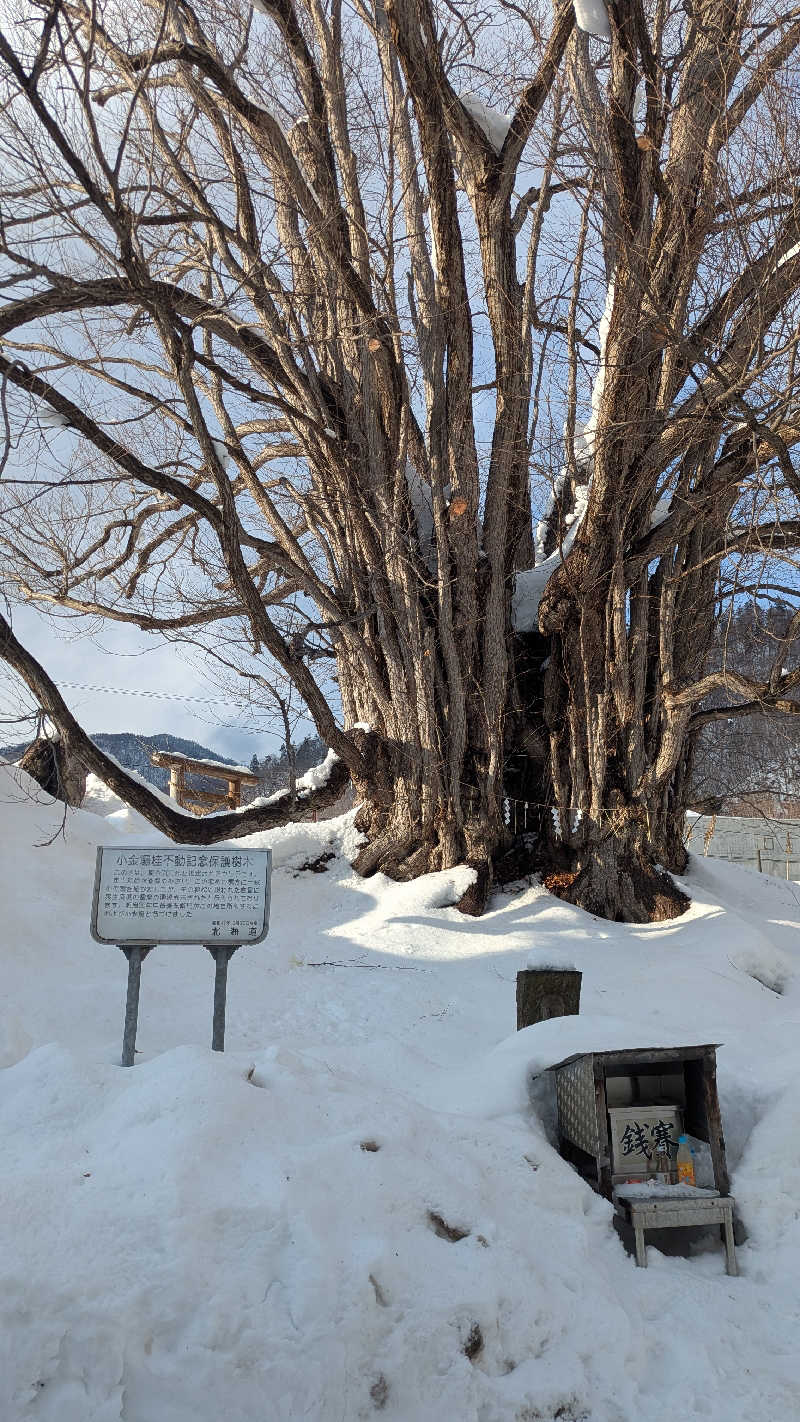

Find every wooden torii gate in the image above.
[150,750,260,814]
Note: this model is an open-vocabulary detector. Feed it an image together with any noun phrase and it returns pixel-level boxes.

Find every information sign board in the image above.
[91,845,271,945]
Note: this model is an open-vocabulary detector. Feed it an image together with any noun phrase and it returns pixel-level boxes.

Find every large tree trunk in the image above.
[538,526,696,923]
[347,723,507,915]
[549,802,689,924]
[2,0,799,930]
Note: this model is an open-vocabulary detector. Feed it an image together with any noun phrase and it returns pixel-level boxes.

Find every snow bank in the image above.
[93,750,196,814]
[82,773,163,836]
[3,768,800,1418]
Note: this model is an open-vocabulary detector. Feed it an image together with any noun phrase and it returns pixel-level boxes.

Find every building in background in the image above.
[686,813,800,879]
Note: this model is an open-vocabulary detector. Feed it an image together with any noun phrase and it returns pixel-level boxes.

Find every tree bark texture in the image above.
[18,736,87,808]
[0,1,799,920]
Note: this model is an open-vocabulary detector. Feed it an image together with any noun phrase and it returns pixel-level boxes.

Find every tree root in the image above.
[548,851,689,923]
[456,860,491,916]
[352,813,494,916]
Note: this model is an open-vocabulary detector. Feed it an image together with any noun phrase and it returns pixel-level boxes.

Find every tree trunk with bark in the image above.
[343,672,509,912]
[19,736,87,808]
[1,0,800,922]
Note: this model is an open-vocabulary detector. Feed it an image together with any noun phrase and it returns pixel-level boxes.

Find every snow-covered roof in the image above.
[544,1042,720,1073]
[150,749,257,778]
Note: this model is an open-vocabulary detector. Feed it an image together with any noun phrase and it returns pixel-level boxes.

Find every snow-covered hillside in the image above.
[1,766,799,1422]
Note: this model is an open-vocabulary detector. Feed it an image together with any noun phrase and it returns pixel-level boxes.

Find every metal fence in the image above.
[755,852,800,879]
[686,813,800,880]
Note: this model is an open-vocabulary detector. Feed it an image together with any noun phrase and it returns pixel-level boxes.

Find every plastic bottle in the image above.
[652,1140,673,1184]
[676,1134,696,1186]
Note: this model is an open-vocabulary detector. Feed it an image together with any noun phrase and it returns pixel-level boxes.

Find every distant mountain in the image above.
[0,731,237,793]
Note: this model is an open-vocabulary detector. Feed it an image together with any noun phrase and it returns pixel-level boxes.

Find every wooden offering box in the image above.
[548,1043,730,1199]
[607,1104,683,1181]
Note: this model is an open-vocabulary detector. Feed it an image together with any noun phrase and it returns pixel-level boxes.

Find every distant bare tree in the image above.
[1,0,800,917]
[688,601,800,814]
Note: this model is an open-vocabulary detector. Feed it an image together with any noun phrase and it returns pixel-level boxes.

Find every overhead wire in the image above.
[54,679,244,709]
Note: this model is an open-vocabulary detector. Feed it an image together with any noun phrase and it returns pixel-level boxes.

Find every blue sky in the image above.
[0,603,285,763]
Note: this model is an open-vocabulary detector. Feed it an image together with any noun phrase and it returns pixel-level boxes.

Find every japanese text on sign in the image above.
[91,846,271,945]
[620,1119,679,1161]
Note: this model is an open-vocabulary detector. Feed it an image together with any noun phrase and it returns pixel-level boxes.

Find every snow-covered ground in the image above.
[2,766,800,1422]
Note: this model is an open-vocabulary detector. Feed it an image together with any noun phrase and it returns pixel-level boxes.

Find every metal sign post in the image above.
[206,945,239,1051]
[120,944,153,1066]
[91,846,271,1064]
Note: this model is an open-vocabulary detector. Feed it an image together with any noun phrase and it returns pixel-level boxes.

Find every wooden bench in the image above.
[613,1184,738,1275]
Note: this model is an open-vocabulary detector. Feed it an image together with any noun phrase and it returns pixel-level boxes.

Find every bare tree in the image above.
[204,635,313,801]
[0,0,799,918]
[687,600,800,814]
[518,0,800,916]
